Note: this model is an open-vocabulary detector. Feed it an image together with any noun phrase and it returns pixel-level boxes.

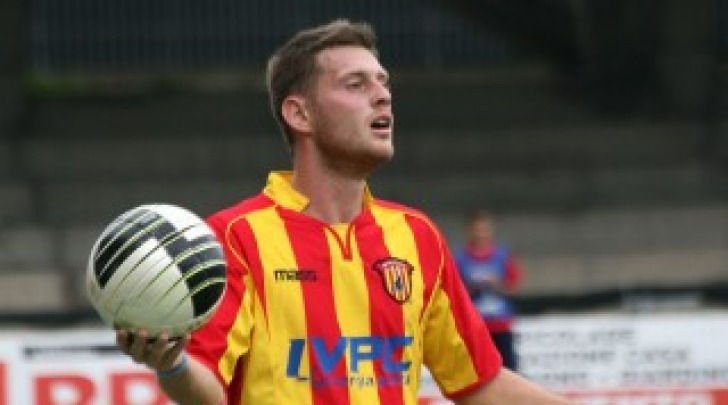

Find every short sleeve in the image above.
[185,214,254,388]
[423,242,502,399]
[505,254,524,290]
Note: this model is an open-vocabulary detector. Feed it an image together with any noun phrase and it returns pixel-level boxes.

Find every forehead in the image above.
[471,218,492,228]
[315,46,386,78]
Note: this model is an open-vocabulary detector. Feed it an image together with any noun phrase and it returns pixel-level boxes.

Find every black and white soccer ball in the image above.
[86,204,227,337]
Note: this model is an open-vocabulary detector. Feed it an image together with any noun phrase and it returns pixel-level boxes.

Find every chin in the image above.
[371,149,394,165]
[374,142,395,159]
[350,151,394,177]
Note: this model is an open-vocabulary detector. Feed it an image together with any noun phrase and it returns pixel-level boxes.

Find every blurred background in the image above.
[0,0,727,401]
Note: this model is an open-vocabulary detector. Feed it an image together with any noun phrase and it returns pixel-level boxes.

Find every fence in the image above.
[27,0,517,74]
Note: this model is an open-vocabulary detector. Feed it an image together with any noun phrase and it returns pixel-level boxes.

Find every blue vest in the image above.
[456,245,515,320]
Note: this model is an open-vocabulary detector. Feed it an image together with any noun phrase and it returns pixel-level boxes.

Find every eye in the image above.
[346,80,365,91]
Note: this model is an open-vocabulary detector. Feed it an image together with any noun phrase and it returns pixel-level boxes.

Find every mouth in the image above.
[370,115,393,137]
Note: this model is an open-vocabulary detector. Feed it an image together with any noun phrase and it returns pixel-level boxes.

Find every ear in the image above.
[281,95,312,134]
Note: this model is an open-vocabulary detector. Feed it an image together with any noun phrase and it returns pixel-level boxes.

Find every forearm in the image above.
[455,368,573,405]
[158,355,225,405]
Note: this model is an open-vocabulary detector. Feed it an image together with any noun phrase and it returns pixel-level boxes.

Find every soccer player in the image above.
[456,210,524,371]
[116,19,572,405]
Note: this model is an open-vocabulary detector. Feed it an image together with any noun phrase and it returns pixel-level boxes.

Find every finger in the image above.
[146,331,172,366]
[164,334,189,361]
[116,329,132,352]
[129,329,149,362]
[160,338,188,370]
[160,334,190,370]
[177,333,191,347]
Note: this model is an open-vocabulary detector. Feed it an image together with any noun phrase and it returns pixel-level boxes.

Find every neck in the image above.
[291,160,367,224]
[468,243,494,257]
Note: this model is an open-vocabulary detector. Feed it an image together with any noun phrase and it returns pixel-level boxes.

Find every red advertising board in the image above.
[33,371,170,405]
[0,362,6,405]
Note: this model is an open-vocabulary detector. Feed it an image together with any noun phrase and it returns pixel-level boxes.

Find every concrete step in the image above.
[373,162,717,214]
[59,226,98,272]
[18,122,704,182]
[25,76,597,139]
[40,178,263,224]
[0,182,34,224]
[0,227,56,267]
[27,93,275,139]
[438,205,728,258]
[397,122,703,172]
[20,136,288,180]
[34,161,716,225]
[520,248,728,294]
[500,206,728,256]
[0,203,725,310]
[0,271,68,311]
[713,122,728,160]
[0,142,11,177]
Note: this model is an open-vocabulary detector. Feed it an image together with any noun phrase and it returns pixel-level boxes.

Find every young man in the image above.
[456,210,523,371]
[117,19,572,405]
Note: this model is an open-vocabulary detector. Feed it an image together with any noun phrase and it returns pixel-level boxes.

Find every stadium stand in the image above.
[2,86,727,312]
[1,0,727,317]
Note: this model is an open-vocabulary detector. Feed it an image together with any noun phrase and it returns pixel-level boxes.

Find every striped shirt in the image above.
[187,171,502,405]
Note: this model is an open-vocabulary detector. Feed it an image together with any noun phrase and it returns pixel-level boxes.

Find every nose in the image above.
[373,81,391,107]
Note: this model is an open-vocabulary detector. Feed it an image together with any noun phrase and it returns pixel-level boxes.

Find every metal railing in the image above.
[27,0,518,74]
[719,0,728,61]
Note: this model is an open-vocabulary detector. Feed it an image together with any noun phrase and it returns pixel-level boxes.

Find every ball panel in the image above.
[97,242,175,319]
[94,206,153,260]
[97,218,215,312]
[164,228,220,260]
[190,277,227,318]
[182,258,226,293]
[165,298,204,336]
[114,289,194,336]
[174,239,225,275]
[147,204,207,234]
[94,213,169,288]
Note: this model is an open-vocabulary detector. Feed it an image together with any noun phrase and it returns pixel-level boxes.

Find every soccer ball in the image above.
[86,204,227,337]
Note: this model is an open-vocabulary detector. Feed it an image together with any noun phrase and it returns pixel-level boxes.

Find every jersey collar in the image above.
[262,171,374,213]
[467,244,496,260]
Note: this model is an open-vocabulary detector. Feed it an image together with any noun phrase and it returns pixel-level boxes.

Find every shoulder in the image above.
[204,194,275,271]
[371,199,433,225]
[495,243,512,256]
[372,199,441,234]
[206,193,274,231]
[453,247,468,262]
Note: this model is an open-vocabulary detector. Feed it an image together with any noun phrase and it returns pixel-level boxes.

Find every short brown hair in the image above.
[266,19,378,151]
[465,209,492,225]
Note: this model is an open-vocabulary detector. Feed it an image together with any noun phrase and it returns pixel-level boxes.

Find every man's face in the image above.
[468,219,494,247]
[306,46,394,176]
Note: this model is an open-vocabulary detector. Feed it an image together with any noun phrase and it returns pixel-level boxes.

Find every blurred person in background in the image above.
[456,210,523,371]
[115,19,569,405]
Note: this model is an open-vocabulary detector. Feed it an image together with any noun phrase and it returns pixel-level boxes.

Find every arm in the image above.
[117,329,225,405]
[158,354,225,405]
[455,368,573,405]
[474,252,523,296]
[503,254,523,295]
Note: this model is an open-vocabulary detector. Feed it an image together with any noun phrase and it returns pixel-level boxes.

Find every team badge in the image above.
[373,258,414,304]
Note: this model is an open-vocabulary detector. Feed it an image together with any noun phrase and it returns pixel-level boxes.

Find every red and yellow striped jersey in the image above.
[187,171,502,405]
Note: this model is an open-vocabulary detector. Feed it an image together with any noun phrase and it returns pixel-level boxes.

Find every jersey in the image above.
[455,245,522,333]
[186,171,502,405]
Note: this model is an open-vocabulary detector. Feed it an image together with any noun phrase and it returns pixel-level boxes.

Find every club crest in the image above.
[373,258,414,304]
